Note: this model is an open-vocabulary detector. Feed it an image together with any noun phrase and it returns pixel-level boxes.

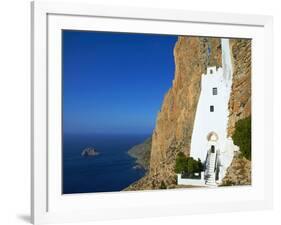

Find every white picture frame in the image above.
[31,1,274,224]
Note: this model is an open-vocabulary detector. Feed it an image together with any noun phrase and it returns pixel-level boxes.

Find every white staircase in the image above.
[205,152,217,187]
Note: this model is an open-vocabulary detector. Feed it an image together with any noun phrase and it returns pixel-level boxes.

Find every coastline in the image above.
[127,137,152,171]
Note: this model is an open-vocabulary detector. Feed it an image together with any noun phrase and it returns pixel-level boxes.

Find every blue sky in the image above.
[63,30,177,135]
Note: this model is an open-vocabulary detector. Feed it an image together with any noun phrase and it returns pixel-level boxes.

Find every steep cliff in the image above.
[126,36,222,190]
[223,39,252,185]
[227,39,251,136]
[221,152,251,186]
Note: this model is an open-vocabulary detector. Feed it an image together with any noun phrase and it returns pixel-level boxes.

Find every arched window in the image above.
[207,132,219,141]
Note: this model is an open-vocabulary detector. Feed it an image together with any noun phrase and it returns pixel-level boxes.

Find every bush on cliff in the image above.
[174,152,188,174]
[174,152,203,175]
[187,157,199,174]
[232,116,251,160]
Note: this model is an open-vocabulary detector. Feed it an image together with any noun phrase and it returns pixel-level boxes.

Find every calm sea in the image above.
[63,133,147,194]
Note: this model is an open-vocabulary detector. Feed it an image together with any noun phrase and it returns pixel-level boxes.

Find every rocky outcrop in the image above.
[221,152,251,186]
[227,39,251,136]
[81,147,99,157]
[128,137,152,171]
[126,36,222,190]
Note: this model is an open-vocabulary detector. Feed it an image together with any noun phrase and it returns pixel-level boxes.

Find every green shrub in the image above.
[232,116,251,160]
[174,153,203,175]
[187,157,199,174]
[198,158,204,172]
[174,152,188,174]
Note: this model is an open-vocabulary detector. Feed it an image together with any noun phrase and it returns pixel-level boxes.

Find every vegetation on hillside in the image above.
[232,116,251,160]
[174,152,203,177]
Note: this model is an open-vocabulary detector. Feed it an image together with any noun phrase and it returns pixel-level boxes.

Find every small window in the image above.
[212,87,218,95]
[210,69,213,74]
[210,105,214,112]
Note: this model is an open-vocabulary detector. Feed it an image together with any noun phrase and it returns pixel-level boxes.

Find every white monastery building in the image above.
[177,39,239,187]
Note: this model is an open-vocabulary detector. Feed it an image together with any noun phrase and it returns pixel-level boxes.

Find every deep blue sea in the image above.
[63,133,147,194]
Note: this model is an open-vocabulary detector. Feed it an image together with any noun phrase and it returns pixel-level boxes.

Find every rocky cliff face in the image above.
[221,152,251,186]
[223,39,252,185]
[126,36,222,190]
[227,39,251,136]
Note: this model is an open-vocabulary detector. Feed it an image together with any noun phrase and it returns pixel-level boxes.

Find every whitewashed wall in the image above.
[190,39,235,182]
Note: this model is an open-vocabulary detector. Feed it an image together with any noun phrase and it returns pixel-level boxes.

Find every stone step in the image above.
[206,182,216,185]
[206,178,216,182]
[206,183,217,187]
[207,178,215,181]
[205,153,217,187]
[206,180,216,183]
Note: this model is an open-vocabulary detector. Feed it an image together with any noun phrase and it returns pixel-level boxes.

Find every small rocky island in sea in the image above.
[81,147,100,157]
